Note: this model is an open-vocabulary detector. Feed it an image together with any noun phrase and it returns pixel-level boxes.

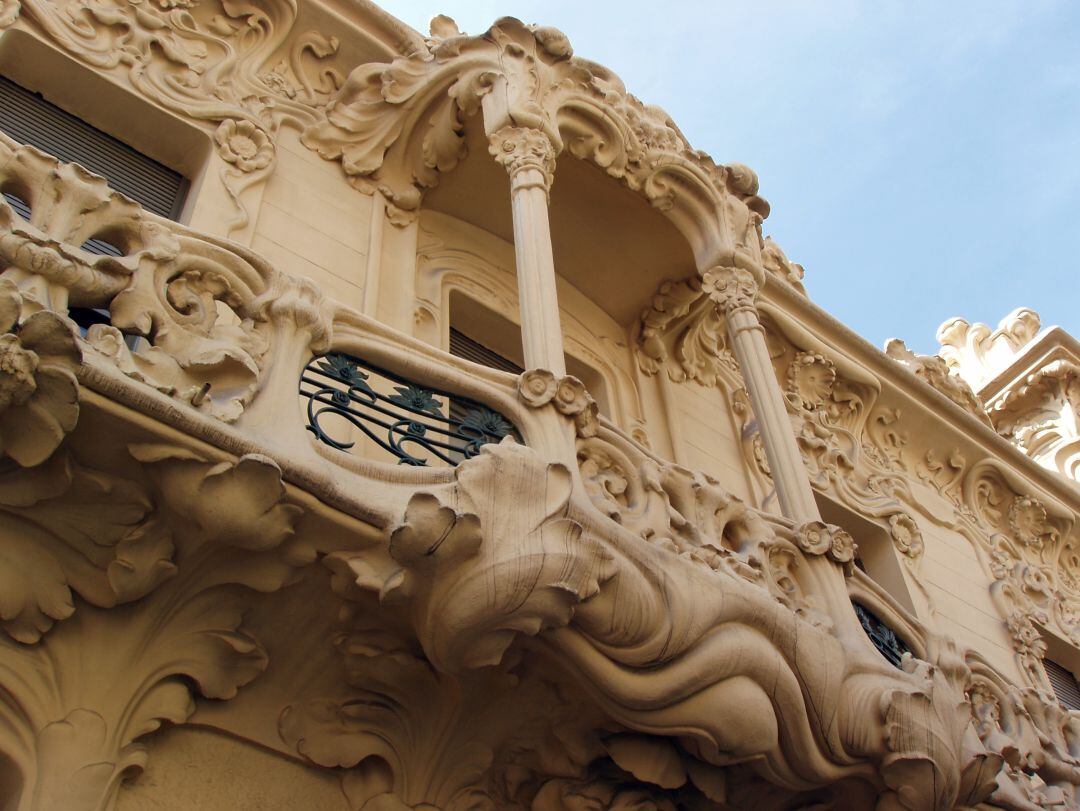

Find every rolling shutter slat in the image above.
[0,76,185,218]
[449,328,523,374]
[1045,659,1080,711]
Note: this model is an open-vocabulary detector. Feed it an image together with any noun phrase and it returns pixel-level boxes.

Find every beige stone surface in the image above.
[1,3,1080,810]
[116,727,349,810]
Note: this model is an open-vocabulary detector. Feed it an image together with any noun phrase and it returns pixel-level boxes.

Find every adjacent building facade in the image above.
[1,1,1079,808]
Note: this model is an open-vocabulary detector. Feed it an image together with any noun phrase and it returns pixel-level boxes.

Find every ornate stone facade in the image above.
[0,4,1079,810]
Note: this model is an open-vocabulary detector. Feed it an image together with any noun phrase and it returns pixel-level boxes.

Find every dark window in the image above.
[853,601,911,669]
[1044,658,1080,711]
[0,74,187,222]
[449,328,524,375]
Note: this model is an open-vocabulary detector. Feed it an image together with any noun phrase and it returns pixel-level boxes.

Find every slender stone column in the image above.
[705,264,863,638]
[703,265,819,521]
[489,126,566,376]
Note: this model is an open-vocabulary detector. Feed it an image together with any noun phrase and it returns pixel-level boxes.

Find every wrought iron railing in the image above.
[299,352,519,467]
[853,601,911,669]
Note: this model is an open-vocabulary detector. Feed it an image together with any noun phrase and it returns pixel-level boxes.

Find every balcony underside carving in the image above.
[2,110,1080,811]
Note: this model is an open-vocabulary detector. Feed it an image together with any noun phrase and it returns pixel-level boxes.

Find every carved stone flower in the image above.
[700,266,757,312]
[554,376,589,416]
[794,520,855,568]
[518,368,558,407]
[887,513,924,559]
[786,352,836,412]
[214,119,274,172]
[0,280,81,466]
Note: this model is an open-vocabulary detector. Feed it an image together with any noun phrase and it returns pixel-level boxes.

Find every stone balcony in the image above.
[3,130,1080,811]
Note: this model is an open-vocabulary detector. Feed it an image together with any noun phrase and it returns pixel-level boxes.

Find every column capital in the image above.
[701,265,760,314]
[489,126,557,191]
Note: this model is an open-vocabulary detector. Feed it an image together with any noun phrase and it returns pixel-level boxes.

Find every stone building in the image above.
[0,0,1079,808]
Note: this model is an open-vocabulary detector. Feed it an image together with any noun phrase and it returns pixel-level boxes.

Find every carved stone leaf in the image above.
[604,735,687,790]
[0,452,176,642]
[130,444,302,551]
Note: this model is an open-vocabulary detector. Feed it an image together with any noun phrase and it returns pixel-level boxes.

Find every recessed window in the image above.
[1044,658,1080,711]
[0,75,188,223]
[449,328,523,375]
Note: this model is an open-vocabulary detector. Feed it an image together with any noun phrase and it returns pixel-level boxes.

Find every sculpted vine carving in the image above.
[635,275,739,387]
[0,0,345,230]
[0,278,80,467]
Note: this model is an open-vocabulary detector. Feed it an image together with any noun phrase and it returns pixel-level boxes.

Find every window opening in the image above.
[0,75,187,221]
[1044,658,1080,711]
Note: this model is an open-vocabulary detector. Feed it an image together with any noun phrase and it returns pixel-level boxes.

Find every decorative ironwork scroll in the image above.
[853,601,911,669]
[300,352,518,466]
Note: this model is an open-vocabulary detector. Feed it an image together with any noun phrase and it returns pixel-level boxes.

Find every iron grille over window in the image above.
[853,602,911,669]
[300,352,519,467]
[1044,659,1080,711]
[0,74,187,228]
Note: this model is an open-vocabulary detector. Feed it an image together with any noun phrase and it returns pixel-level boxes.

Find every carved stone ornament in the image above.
[302,14,769,260]
[938,307,1042,392]
[701,265,759,313]
[0,133,337,424]
[794,520,856,570]
[887,512,925,559]
[519,368,600,438]
[489,125,557,190]
[884,338,991,425]
[635,275,740,388]
[761,235,808,295]
[0,278,80,466]
[0,0,346,232]
[0,444,306,809]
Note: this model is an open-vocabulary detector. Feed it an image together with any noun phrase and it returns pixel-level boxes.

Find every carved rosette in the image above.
[794,520,856,570]
[519,368,600,438]
[489,125,558,191]
[887,512,925,559]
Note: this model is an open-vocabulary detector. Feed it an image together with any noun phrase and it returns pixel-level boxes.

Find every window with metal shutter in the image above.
[1044,658,1080,711]
[0,75,187,221]
[449,328,524,375]
[446,329,522,460]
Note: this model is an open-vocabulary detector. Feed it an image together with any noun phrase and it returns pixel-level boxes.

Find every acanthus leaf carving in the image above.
[0,444,306,810]
[0,135,290,424]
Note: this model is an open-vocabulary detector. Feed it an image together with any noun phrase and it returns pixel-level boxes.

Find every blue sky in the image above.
[378,1,1080,353]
